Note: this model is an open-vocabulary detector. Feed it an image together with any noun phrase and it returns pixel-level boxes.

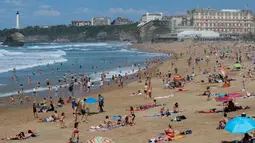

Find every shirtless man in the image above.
[81,99,88,122]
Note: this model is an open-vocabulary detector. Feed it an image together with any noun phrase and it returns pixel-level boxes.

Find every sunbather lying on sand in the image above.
[149,124,192,142]
[2,130,37,140]
[160,107,171,117]
[196,108,223,114]
[91,115,127,130]
[224,100,250,113]
[39,115,56,123]
[126,103,162,111]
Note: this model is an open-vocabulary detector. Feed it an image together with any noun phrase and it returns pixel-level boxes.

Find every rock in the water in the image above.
[3,32,25,47]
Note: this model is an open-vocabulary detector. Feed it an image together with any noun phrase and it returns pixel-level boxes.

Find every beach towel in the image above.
[144,112,176,117]
[88,125,125,132]
[171,135,184,140]
[112,116,125,120]
[177,89,188,92]
[88,127,110,132]
[154,96,170,99]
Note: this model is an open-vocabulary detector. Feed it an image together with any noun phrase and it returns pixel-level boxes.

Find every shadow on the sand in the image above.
[222,141,240,143]
[89,111,105,115]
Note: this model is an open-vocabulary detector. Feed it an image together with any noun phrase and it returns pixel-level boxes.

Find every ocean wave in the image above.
[0,49,67,73]
[0,86,51,98]
[26,42,132,50]
[90,66,141,82]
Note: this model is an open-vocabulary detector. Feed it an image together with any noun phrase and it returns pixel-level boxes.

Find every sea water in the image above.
[0,42,167,97]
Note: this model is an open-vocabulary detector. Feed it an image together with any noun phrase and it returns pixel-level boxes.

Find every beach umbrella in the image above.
[225,117,255,134]
[86,97,98,104]
[233,63,241,68]
[87,136,115,143]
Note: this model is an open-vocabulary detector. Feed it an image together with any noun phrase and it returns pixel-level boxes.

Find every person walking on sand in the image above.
[242,75,246,91]
[33,103,38,118]
[60,112,66,128]
[144,83,149,99]
[174,67,178,75]
[81,98,88,123]
[98,94,104,112]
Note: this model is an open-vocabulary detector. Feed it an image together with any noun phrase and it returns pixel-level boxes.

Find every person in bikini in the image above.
[59,112,66,128]
[173,102,179,113]
[144,83,149,99]
[70,122,79,143]
[129,106,136,126]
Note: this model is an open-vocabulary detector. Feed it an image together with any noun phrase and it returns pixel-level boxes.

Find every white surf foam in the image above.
[27,42,132,50]
[0,86,50,98]
[0,49,67,73]
[27,43,109,49]
[90,66,141,82]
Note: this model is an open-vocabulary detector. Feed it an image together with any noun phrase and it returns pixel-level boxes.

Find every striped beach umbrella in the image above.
[87,136,114,143]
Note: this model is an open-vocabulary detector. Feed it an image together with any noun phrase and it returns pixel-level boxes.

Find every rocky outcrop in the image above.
[3,32,25,46]
[138,20,171,42]
[53,37,71,42]
[0,23,173,43]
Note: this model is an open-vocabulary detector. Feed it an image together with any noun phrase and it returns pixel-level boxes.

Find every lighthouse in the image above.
[16,11,20,29]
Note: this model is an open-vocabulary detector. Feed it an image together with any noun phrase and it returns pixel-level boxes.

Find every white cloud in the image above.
[34,9,60,16]
[4,0,23,6]
[76,7,89,13]
[39,4,51,9]
[108,8,146,15]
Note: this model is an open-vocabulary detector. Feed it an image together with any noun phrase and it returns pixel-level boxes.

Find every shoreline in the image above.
[0,44,169,112]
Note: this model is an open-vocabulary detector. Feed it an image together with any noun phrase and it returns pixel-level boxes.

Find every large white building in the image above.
[187,8,254,35]
[91,17,111,26]
[141,13,163,23]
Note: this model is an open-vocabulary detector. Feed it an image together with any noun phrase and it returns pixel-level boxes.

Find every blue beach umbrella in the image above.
[225,117,255,134]
[219,93,225,98]
[86,98,98,104]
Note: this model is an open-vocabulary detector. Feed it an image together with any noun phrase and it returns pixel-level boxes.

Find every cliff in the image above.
[2,32,25,46]
[0,21,171,43]
[138,20,171,42]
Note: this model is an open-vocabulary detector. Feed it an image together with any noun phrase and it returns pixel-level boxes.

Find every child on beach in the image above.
[59,112,66,128]
[10,96,14,104]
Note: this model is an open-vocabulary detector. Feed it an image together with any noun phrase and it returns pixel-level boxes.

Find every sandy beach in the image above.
[1,41,255,143]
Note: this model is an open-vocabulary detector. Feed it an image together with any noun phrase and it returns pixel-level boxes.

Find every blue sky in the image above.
[0,0,254,29]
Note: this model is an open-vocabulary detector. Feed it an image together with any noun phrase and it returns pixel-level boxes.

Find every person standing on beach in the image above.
[174,67,178,75]
[242,75,246,91]
[100,80,103,88]
[87,80,91,92]
[144,83,149,99]
[33,103,38,118]
[81,98,88,122]
[98,94,104,112]
[68,82,74,96]
[28,76,31,84]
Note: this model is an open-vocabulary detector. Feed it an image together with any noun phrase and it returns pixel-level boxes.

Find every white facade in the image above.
[141,13,163,23]
[188,8,254,35]
[178,30,220,39]
[16,11,20,29]
[91,17,111,26]
[72,20,91,26]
